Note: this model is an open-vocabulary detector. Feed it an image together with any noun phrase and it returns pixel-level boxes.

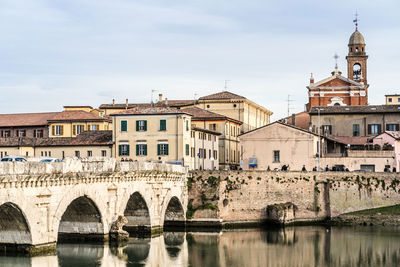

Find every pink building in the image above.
[372,131,400,171]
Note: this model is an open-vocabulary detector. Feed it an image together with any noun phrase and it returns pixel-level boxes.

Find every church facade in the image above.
[306,24,369,109]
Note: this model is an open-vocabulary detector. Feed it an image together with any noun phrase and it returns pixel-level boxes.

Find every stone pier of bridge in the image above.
[0,159,188,254]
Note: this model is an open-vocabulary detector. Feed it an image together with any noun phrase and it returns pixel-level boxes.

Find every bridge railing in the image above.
[0,158,188,175]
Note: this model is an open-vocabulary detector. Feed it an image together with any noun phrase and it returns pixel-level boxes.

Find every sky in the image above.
[1,0,400,121]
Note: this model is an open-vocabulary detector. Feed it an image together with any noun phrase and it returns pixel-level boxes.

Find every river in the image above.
[1,226,400,267]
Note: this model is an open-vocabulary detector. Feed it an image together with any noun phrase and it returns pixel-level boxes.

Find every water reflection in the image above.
[1,226,400,267]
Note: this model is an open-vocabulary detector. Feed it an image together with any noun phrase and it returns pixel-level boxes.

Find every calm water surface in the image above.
[1,226,400,267]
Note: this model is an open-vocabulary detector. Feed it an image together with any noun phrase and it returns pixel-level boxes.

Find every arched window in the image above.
[353,63,362,80]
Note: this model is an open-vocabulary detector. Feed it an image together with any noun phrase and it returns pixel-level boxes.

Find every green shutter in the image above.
[186,144,189,156]
[165,144,169,155]
[126,145,130,156]
[136,120,139,131]
[118,145,122,156]
[160,120,166,131]
[144,120,147,131]
[144,144,147,155]
[121,120,127,132]
[136,144,139,156]
[157,144,161,156]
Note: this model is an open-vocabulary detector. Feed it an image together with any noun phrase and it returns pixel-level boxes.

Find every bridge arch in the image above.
[122,191,151,234]
[52,186,108,241]
[0,202,32,246]
[162,196,185,229]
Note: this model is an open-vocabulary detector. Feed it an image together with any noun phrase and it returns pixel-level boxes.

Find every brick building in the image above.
[307,24,369,109]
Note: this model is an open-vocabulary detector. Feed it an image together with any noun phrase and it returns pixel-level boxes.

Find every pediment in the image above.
[311,75,363,88]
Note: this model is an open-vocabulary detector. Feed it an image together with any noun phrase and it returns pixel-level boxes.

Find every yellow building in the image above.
[183,107,241,169]
[385,94,400,105]
[0,131,112,159]
[110,106,220,170]
[48,110,111,138]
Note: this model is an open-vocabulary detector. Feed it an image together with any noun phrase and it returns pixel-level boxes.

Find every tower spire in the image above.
[333,53,339,69]
[353,11,359,30]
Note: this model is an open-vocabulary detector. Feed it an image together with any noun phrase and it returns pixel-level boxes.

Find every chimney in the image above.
[310,73,314,84]
[291,113,296,126]
[112,99,115,105]
[165,98,168,106]
[159,93,163,102]
[125,98,128,109]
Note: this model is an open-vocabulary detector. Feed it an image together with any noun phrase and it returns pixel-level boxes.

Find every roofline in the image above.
[192,127,221,135]
[47,119,108,122]
[239,121,318,137]
[110,112,192,117]
[309,105,400,115]
[63,106,94,108]
[191,117,243,125]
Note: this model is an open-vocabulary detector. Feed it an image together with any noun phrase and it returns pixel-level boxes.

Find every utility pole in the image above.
[151,89,157,105]
[224,80,230,91]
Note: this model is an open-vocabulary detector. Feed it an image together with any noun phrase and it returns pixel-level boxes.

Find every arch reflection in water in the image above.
[164,232,185,259]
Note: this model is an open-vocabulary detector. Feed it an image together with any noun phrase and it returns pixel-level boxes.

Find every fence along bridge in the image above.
[0,159,188,254]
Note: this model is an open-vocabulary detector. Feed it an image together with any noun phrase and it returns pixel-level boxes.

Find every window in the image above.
[75,151,80,158]
[209,149,211,159]
[3,130,10,137]
[136,143,147,156]
[62,151,65,158]
[136,120,147,131]
[322,125,332,135]
[49,151,51,157]
[353,124,360,136]
[368,124,381,135]
[121,120,128,132]
[233,104,237,108]
[186,120,189,131]
[119,144,130,156]
[76,125,84,135]
[386,124,399,131]
[26,151,28,157]
[34,130,43,138]
[191,147,195,157]
[207,105,210,108]
[213,150,218,159]
[398,98,400,103]
[209,123,217,131]
[41,151,43,157]
[53,125,63,136]
[91,124,99,131]
[186,144,190,156]
[160,120,166,131]
[273,150,280,163]
[101,150,107,157]
[87,150,92,157]
[45,151,47,157]
[157,143,168,156]
[389,98,393,103]
[18,130,26,137]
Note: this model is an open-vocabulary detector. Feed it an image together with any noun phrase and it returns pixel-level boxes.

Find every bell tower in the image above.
[346,15,368,85]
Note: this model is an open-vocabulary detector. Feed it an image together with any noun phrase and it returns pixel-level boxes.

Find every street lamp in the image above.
[317,108,324,171]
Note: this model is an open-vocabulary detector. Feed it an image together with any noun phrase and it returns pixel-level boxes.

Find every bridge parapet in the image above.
[0,158,187,176]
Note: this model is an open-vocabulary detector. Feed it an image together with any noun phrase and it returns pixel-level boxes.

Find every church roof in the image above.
[309,67,364,88]
[349,29,365,45]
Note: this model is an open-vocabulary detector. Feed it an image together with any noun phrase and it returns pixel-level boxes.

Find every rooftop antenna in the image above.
[224,80,230,91]
[286,94,294,117]
[333,53,339,69]
[353,11,359,29]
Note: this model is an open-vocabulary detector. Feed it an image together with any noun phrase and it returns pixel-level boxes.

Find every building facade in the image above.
[385,94,400,105]
[111,106,219,170]
[309,105,400,137]
[183,107,241,170]
[0,131,112,159]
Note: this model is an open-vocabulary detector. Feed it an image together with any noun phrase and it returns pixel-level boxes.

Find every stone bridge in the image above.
[0,159,188,254]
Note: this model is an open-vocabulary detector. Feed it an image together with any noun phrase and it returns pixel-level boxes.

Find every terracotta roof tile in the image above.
[99,103,151,109]
[183,107,242,124]
[327,136,371,145]
[0,131,112,147]
[48,110,108,122]
[110,106,191,116]
[309,105,400,114]
[199,91,246,100]
[0,112,58,127]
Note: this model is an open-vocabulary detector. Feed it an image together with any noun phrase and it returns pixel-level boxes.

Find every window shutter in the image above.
[60,126,64,135]
[126,145,130,156]
[33,130,36,138]
[118,145,122,156]
[144,144,147,155]
[0,130,3,137]
[157,144,161,155]
[378,124,382,134]
[386,124,390,131]
[160,120,166,131]
[73,125,76,135]
[136,121,139,131]
[144,120,147,131]
[121,120,127,132]
[165,144,169,155]
[136,144,139,156]
[52,126,55,136]
[367,125,371,135]
[397,124,400,131]
[23,130,26,137]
